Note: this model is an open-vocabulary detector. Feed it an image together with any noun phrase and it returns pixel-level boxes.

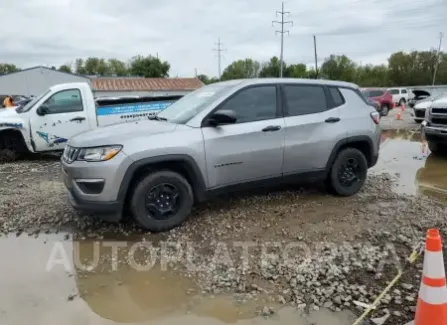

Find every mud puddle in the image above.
[374,128,447,202]
[0,234,356,325]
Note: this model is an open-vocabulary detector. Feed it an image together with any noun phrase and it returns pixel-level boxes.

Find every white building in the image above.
[0,66,90,96]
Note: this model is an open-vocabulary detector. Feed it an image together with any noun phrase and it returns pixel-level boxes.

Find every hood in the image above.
[415,99,435,109]
[432,96,447,106]
[69,120,178,148]
[0,107,25,129]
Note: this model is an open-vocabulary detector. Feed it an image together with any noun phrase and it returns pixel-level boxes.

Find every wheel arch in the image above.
[117,154,207,209]
[326,136,376,173]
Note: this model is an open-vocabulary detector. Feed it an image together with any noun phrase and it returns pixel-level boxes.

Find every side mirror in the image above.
[207,110,237,126]
[36,104,49,116]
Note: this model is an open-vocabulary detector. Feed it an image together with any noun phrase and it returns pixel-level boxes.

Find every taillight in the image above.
[370,111,380,124]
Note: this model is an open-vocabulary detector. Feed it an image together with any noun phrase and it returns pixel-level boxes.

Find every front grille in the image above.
[415,110,425,118]
[63,146,79,163]
[431,118,447,125]
[432,107,447,114]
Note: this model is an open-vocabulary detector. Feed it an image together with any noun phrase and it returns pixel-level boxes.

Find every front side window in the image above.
[401,89,407,94]
[43,89,83,114]
[283,85,327,116]
[216,86,277,123]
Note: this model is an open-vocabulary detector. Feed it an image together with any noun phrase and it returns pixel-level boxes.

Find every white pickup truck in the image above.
[0,82,182,159]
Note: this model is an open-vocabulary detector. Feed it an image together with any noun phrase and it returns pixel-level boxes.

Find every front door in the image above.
[30,89,91,151]
[202,85,285,188]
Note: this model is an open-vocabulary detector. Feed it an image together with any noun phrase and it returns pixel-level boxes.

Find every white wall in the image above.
[0,67,90,96]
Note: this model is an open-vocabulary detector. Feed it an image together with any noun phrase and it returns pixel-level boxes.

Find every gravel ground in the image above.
[1,155,446,324]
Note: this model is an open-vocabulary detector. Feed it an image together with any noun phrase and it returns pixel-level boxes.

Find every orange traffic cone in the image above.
[397,111,402,120]
[402,103,406,111]
[414,229,447,325]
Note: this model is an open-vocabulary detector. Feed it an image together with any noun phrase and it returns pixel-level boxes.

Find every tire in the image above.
[415,119,422,124]
[399,98,406,106]
[380,104,389,116]
[327,148,368,196]
[428,142,447,156]
[130,170,193,232]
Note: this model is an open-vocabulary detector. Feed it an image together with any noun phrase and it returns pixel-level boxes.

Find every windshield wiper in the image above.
[149,115,168,121]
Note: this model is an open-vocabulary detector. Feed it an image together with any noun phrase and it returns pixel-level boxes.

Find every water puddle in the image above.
[0,234,357,325]
[374,129,447,203]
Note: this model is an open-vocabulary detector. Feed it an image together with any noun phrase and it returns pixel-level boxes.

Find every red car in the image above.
[361,88,394,116]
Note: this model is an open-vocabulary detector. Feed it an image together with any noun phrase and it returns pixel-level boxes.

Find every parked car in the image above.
[421,93,447,154]
[412,92,447,123]
[62,78,381,232]
[361,88,394,116]
[0,83,183,159]
[409,89,431,108]
[387,88,409,106]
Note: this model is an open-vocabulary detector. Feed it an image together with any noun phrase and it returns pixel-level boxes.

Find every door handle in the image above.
[325,117,340,123]
[70,117,86,122]
[262,125,282,132]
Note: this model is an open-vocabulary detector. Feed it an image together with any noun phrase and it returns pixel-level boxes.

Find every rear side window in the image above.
[328,87,345,107]
[401,89,407,94]
[283,85,327,116]
[389,89,399,95]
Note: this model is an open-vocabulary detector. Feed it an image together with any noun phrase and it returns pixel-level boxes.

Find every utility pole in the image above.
[213,38,226,80]
[313,35,318,79]
[273,2,293,78]
[432,32,444,86]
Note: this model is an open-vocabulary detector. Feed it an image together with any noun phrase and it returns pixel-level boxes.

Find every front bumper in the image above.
[423,122,447,143]
[62,151,133,222]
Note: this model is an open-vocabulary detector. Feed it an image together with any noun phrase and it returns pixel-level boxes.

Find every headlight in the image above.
[77,145,122,162]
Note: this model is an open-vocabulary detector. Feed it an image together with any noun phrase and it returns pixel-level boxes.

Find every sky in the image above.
[0,0,446,77]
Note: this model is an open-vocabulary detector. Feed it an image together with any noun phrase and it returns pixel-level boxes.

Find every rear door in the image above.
[30,88,90,151]
[281,84,346,174]
[202,85,285,188]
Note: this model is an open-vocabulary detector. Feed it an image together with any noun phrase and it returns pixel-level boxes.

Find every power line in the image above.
[272,2,293,78]
[212,37,226,80]
[432,32,444,86]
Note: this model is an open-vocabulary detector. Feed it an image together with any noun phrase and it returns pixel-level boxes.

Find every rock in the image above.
[392,311,403,317]
[401,283,414,290]
[405,296,415,302]
[333,296,342,305]
[67,294,77,301]
[323,301,333,308]
[261,306,274,316]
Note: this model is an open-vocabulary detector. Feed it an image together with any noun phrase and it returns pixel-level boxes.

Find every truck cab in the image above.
[0,82,181,159]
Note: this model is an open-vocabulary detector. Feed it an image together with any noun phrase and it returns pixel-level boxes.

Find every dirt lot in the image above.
[1,126,446,325]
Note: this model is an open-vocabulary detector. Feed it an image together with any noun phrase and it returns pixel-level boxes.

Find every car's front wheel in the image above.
[130,170,193,232]
[328,148,368,196]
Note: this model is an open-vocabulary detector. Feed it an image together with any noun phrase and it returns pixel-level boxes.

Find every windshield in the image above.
[16,90,50,113]
[362,90,384,98]
[156,84,234,124]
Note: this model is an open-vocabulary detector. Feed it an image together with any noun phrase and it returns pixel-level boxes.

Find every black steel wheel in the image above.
[328,148,368,196]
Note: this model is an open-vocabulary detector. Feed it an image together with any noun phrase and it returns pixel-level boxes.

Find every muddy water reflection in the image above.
[376,128,447,202]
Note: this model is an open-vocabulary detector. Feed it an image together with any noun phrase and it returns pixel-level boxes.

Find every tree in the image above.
[259,57,282,78]
[221,59,260,80]
[74,59,87,75]
[0,63,20,75]
[320,55,356,81]
[197,74,210,84]
[129,55,170,78]
[285,63,307,78]
[58,64,72,73]
[108,59,128,76]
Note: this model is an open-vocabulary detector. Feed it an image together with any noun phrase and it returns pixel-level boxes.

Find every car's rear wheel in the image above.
[130,170,193,232]
[399,98,406,106]
[380,104,389,116]
[328,148,368,196]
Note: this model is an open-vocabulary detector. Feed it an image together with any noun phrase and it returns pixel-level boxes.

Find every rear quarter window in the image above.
[339,88,371,107]
[328,87,345,108]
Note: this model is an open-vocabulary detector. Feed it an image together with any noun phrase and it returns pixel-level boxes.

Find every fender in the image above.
[325,135,375,172]
[0,121,34,153]
[117,154,208,204]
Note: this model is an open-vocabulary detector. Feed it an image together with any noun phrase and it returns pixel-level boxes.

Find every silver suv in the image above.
[62,79,381,232]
